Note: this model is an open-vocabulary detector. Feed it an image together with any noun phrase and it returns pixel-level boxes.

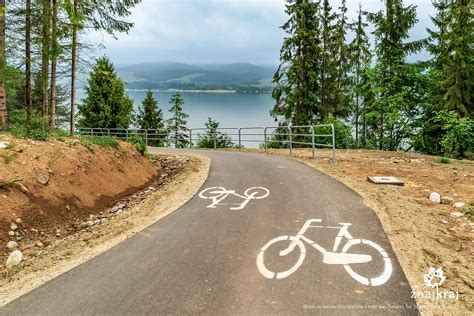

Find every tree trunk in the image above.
[69,0,77,135]
[25,0,32,121]
[41,0,50,123]
[0,0,8,130]
[50,0,58,130]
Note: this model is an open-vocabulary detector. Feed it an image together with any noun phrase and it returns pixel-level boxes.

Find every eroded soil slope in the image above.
[0,137,159,260]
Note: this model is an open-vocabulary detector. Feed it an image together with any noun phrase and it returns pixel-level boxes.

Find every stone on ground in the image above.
[429,192,441,204]
[6,250,23,268]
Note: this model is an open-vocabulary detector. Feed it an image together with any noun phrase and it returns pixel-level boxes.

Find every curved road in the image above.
[2,150,417,315]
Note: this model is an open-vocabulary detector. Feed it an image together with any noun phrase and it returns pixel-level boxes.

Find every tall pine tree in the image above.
[166,91,189,148]
[349,4,371,145]
[367,0,426,150]
[272,0,322,125]
[137,88,165,146]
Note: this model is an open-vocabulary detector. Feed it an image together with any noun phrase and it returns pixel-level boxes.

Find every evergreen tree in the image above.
[349,4,372,145]
[137,88,165,146]
[437,0,472,117]
[0,0,7,129]
[197,117,234,149]
[366,0,427,150]
[78,56,133,128]
[319,0,338,119]
[272,0,322,126]
[333,0,352,117]
[166,91,189,148]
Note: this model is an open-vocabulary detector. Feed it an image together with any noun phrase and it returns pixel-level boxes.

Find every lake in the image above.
[76,90,276,129]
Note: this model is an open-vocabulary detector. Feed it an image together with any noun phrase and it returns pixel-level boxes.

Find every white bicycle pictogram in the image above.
[256,219,393,286]
[199,186,270,210]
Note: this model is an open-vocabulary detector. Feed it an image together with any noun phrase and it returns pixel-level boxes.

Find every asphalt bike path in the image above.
[2,150,417,315]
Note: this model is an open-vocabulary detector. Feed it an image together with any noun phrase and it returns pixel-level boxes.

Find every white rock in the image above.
[6,250,23,268]
[15,218,22,224]
[8,231,15,237]
[10,223,18,231]
[429,192,441,204]
[453,202,465,208]
[0,142,9,149]
[6,241,19,250]
[451,212,464,218]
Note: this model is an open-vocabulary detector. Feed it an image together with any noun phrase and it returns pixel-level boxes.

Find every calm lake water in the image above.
[76,90,276,129]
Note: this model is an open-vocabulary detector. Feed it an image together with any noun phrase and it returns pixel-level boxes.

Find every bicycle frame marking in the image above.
[199,187,270,210]
[256,219,393,286]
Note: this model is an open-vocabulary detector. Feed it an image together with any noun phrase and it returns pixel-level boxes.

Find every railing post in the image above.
[145,129,148,147]
[189,129,193,148]
[331,124,336,163]
[311,125,315,159]
[264,127,267,153]
[213,131,217,149]
[108,129,110,136]
[288,126,293,156]
[238,128,242,151]
[125,129,129,140]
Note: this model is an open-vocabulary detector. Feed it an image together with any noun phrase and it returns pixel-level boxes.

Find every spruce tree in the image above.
[438,0,472,117]
[349,4,372,145]
[333,0,352,117]
[78,57,133,128]
[366,0,427,150]
[272,0,322,125]
[319,0,339,118]
[166,91,189,148]
[197,117,234,149]
[137,88,165,145]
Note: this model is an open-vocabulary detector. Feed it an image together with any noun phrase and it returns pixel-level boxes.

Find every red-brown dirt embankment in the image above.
[0,136,159,261]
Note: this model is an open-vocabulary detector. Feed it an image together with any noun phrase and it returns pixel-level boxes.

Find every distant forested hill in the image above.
[113,62,276,91]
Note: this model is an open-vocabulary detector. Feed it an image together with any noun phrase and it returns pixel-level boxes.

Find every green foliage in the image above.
[136,89,165,146]
[78,57,134,129]
[127,134,147,155]
[197,117,235,149]
[435,111,474,158]
[3,151,17,164]
[79,135,120,152]
[8,109,49,141]
[272,0,322,125]
[166,92,189,148]
[437,157,451,164]
[316,115,354,149]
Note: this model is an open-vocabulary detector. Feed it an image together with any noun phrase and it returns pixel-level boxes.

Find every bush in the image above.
[9,109,49,141]
[127,134,147,155]
[316,115,354,149]
[437,157,451,164]
[196,118,235,149]
[435,111,474,159]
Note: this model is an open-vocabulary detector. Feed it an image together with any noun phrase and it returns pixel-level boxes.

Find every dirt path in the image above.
[0,153,210,307]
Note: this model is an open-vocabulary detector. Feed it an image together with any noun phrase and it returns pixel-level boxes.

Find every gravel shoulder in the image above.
[0,153,211,307]
[232,148,473,315]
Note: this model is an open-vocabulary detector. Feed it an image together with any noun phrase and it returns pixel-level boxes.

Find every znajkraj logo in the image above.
[411,267,459,301]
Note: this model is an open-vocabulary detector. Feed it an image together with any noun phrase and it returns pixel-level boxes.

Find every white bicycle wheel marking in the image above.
[199,186,269,210]
[256,219,393,286]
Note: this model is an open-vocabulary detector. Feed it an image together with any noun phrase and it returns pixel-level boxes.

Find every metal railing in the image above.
[76,124,336,162]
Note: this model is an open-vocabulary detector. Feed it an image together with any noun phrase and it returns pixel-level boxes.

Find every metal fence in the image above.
[76,124,336,162]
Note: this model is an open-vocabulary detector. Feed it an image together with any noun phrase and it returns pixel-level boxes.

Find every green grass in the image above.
[437,157,451,164]
[3,151,17,164]
[462,208,474,221]
[0,180,17,190]
[79,136,120,152]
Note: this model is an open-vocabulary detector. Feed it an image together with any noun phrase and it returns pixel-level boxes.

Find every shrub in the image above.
[437,157,451,164]
[9,109,49,141]
[127,134,147,155]
[79,136,120,152]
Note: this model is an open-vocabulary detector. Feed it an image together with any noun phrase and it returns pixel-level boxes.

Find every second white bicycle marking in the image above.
[256,219,393,286]
[199,186,270,210]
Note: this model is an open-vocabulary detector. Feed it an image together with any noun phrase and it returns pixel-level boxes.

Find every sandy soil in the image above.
[231,148,473,315]
[0,153,210,306]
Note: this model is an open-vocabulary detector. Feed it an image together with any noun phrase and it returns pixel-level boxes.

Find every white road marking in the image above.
[256,219,393,286]
[199,186,270,210]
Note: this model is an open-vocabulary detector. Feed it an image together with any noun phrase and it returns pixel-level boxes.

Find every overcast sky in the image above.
[86,0,436,66]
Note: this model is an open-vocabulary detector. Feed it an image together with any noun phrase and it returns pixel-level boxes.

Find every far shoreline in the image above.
[76,88,272,94]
